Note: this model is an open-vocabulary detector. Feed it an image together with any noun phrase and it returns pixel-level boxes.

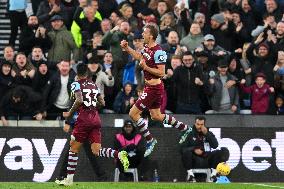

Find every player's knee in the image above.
[129,108,138,121]
[150,113,162,121]
[92,147,100,156]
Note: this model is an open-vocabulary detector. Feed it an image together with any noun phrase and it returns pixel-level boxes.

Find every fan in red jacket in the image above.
[240,72,274,114]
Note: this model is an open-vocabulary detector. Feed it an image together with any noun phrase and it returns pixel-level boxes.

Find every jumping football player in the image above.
[120,24,190,157]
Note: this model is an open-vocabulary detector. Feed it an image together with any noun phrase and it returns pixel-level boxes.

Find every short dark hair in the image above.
[195,116,206,122]
[15,52,26,58]
[182,51,193,58]
[144,24,159,40]
[77,63,89,77]
[32,46,42,51]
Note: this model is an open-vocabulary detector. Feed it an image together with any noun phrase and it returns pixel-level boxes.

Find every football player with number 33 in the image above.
[120,24,191,157]
[58,63,129,186]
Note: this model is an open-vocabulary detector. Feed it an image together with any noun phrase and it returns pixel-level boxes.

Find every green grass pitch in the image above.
[1,182,284,189]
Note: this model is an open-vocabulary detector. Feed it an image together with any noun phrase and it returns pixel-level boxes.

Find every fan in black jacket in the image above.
[0,61,14,102]
[0,85,44,126]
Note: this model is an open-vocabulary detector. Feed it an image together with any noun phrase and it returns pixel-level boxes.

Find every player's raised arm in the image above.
[120,40,142,60]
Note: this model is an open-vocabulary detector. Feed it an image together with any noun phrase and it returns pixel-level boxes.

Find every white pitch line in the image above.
[243,183,284,189]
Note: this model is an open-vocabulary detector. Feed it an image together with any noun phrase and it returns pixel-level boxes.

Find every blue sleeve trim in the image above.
[154,50,167,64]
[71,82,80,92]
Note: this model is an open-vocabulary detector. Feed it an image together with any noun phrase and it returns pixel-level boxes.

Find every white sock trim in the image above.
[211,169,217,176]
[187,169,194,176]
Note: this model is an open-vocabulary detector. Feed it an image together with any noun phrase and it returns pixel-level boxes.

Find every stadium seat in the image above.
[192,169,211,182]
[114,168,139,182]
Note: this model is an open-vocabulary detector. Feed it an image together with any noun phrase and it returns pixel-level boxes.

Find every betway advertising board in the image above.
[0,127,283,182]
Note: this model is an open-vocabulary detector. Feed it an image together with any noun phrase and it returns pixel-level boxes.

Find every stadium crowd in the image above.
[1,0,284,123]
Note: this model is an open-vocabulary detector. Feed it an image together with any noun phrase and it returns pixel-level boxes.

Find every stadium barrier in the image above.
[0,115,283,182]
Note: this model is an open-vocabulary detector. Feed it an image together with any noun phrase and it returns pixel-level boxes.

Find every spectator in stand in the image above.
[85,32,108,64]
[195,51,214,113]
[43,60,75,120]
[240,73,275,114]
[251,13,278,42]
[136,8,157,31]
[73,5,102,61]
[29,46,52,70]
[101,52,116,111]
[109,11,121,27]
[161,31,182,65]
[208,12,235,51]
[227,54,245,81]
[0,61,14,102]
[272,95,284,115]
[179,116,229,182]
[163,55,182,113]
[231,9,251,49]
[36,0,68,31]
[246,34,276,86]
[71,0,102,50]
[206,59,239,114]
[153,0,169,25]
[102,20,131,90]
[172,51,204,114]
[11,53,35,87]
[98,0,118,18]
[159,12,177,44]
[148,0,176,12]
[180,22,204,53]
[113,83,136,114]
[101,19,112,35]
[87,57,114,99]
[19,15,52,56]
[7,0,28,47]
[47,15,79,64]
[114,120,145,174]
[60,0,79,30]
[32,61,50,95]
[0,85,44,126]
[195,34,228,69]
[193,12,206,33]
[274,51,284,95]
[174,2,192,39]
[2,46,15,65]
[119,3,138,32]
[120,0,146,18]
[270,21,284,53]
[238,0,262,35]
[264,0,284,22]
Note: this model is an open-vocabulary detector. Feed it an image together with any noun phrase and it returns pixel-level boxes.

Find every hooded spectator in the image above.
[0,61,14,102]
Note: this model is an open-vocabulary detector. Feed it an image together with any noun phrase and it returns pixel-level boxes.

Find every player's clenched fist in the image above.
[139,59,147,70]
[120,40,128,50]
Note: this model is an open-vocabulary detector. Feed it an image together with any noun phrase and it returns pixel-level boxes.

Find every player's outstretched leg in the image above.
[99,148,129,171]
[163,114,192,144]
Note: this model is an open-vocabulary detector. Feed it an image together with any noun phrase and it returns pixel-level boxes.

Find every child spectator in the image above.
[240,73,275,114]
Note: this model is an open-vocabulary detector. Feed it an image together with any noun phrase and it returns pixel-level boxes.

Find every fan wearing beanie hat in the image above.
[211,13,225,25]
